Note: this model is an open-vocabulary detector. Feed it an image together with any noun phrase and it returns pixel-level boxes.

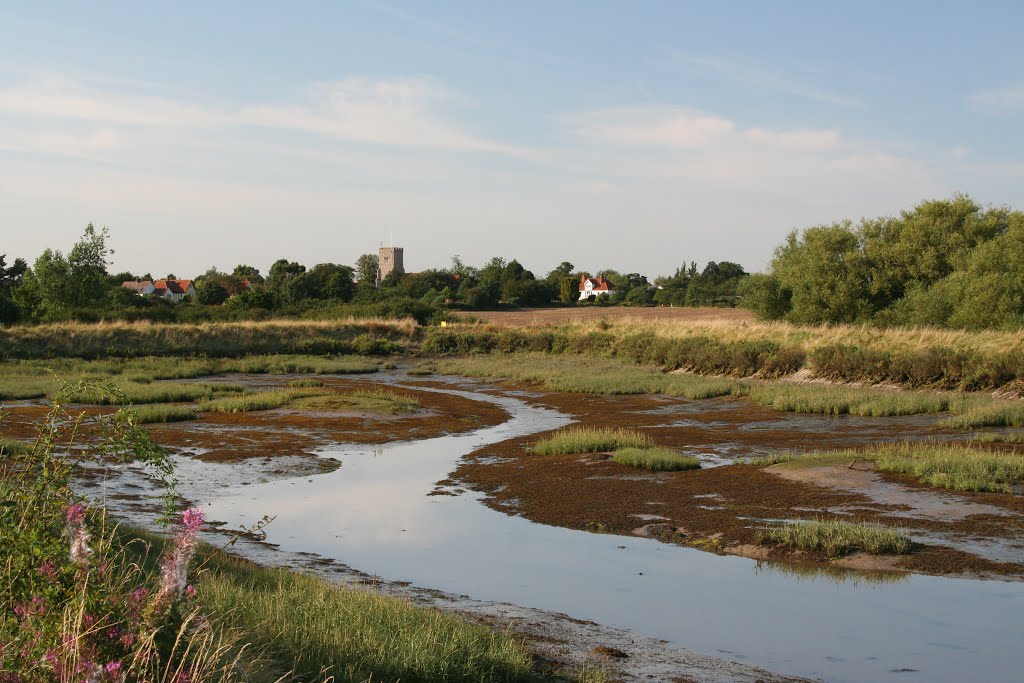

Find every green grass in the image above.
[612,446,700,471]
[288,378,326,388]
[199,388,330,413]
[974,431,1024,443]
[196,562,531,682]
[0,437,32,456]
[758,519,912,558]
[942,400,1024,428]
[117,404,198,424]
[532,426,652,456]
[435,353,1001,420]
[66,380,243,405]
[291,388,422,414]
[742,383,979,417]
[871,443,1024,493]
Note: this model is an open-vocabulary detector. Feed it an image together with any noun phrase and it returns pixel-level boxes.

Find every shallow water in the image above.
[179,382,1024,683]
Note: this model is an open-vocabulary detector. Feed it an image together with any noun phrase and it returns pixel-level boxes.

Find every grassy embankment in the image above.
[757,443,1024,494]
[758,519,912,558]
[116,531,534,683]
[0,318,418,359]
[423,317,1024,393]
[531,426,699,471]
[431,353,1015,423]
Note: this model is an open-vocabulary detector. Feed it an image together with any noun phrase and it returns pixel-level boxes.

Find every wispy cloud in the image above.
[572,106,734,148]
[665,51,864,108]
[0,75,534,158]
[966,84,1024,113]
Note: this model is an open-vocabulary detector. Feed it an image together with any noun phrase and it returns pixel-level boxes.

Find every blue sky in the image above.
[2,1,1023,278]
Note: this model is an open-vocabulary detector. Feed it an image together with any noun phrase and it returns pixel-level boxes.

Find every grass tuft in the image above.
[612,447,700,471]
[117,405,198,424]
[199,389,329,413]
[758,519,912,558]
[872,443,1024,493]
[533,426,652,456]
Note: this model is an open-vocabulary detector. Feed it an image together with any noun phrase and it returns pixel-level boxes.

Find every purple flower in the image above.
[104,661,122,679]
[184,584,197,600]
[65,504,86,525]
[37,561,57,581]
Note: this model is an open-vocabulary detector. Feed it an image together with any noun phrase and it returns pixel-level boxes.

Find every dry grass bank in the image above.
[0,318,419,359]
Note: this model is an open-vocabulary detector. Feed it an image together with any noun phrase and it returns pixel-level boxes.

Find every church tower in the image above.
[376,246,404,287]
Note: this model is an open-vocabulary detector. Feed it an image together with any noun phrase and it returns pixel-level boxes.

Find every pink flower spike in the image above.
[181,507,205,532]
[38,561,57,580]
[104,661,122,678]
[65,504,86,525]
[184,584,198,600]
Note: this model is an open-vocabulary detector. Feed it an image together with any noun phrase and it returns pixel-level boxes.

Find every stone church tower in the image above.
[376,246,404,287]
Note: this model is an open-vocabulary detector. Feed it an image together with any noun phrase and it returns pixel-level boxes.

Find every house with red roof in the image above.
[578,273,613,301]
[123,279,196,302]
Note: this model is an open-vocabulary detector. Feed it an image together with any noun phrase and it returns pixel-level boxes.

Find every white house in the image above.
[121,280,155,296]
[123,279,195,302]
[578,273,613,300]
[152,279,196,302]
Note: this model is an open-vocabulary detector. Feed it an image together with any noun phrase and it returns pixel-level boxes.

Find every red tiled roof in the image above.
[153,279,193,294]
[578,273,612,292]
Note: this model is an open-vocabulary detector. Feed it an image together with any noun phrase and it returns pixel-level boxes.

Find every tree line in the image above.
[739,195,1024,330]
[0,226,748,326]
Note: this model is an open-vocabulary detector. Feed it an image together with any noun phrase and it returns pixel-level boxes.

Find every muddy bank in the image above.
[447,386,1024,579]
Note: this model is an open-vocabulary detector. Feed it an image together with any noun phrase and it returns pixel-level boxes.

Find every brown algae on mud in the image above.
[449,386,1024,578]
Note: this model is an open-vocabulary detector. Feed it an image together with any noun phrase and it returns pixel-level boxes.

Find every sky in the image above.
[2,1,1023,279]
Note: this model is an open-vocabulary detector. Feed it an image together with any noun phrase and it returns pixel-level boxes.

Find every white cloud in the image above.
[742,127,841,151]
[0,75,531,157]
[572,106,734,148]
[951,145,970,161]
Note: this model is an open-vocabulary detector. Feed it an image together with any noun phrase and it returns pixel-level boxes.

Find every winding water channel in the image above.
[133,382,1023,682]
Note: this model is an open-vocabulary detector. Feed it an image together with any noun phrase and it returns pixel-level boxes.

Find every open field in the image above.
[464,306,752,326]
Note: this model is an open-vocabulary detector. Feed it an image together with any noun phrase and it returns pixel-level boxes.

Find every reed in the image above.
[612,447,700,471]
[532,427,652,456]
[758,519,912,557]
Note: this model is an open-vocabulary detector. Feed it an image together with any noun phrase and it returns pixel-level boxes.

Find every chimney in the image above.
[580,273,588,284]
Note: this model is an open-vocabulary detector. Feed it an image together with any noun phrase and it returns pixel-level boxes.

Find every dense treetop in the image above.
[739,195,1024,330]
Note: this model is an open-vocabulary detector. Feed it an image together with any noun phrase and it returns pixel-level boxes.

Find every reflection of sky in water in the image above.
[201,386,1022,683]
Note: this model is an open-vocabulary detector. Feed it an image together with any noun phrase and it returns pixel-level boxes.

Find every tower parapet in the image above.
[377,246,405,287]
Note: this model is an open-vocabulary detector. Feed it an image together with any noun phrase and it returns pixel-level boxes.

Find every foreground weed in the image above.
[533,426,652,455]
[612,446,700,471]
[759,519,911,558]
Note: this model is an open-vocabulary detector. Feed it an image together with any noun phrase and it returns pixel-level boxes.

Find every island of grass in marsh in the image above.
[117,404,198,424]
[612,446,700,471]
[532,426,652,455]
[199,386,422,415]
[758,519,912,558]
[759,443,1024,494]
[435,353,1011,420]
[0,354,379,404]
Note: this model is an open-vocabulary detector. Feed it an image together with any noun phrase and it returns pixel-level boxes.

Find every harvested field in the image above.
[463,306,751,326]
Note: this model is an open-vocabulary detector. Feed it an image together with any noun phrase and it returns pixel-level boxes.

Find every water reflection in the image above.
[753,559,910,586]
[194,383,1021,683]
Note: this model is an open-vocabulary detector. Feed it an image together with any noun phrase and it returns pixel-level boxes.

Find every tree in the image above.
[737,273,791,320]
[559,277,576,303]
[355,254,379,287]
[0,255,27,324]
[232,264,264,284]
[30,224,113,320]
[195,278,230,305]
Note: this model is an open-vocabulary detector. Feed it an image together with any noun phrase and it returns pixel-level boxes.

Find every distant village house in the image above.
[121,279,196,302]
[579,273,613,300]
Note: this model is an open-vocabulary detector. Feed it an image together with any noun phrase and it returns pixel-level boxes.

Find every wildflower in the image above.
[181,507,206,533]
[65,503,86,525]
[184,584,197,600]
[104,661,122,680]
[37,561,57,581]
